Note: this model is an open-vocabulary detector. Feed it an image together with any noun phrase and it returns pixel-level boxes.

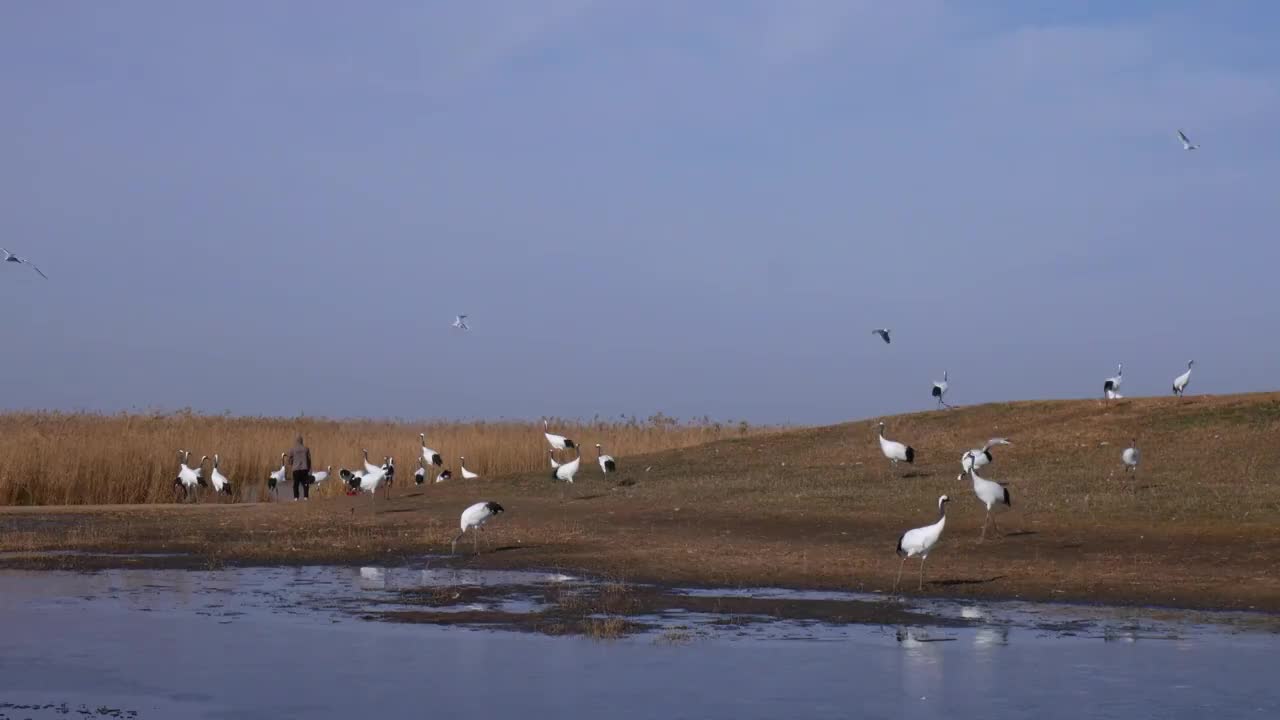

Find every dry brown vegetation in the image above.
[0,411,770,506]
[1,392,1278,611]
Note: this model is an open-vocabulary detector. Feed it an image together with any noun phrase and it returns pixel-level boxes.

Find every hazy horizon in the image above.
[3,2,1278,424]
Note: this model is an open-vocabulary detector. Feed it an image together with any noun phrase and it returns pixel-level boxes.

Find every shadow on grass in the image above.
[930,575,1007,587]
[489,545,532,554]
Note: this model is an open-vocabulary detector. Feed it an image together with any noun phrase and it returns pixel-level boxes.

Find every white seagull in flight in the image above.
[452,315,470,331]
[1177,130,1197,151]
[1,248,48,279]
[872,328,891,345]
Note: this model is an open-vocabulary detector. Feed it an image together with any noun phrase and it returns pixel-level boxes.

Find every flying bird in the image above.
[452,315,470,331]
[1177,129,1197,151]
[1172,360,1194,397]
[1,248,48,279]
[960,438,1012,474]
[894,495,950,593]
[872,329,891,345]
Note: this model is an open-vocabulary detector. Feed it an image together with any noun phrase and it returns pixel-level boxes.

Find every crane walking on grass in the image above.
[1173,360,1194,397]
[340,465,386,497]
[174,450,205,502]
[931,371,950,409]
[877,421,915,476]
[361,449,381,476]
[895,495,950,593]
[554,448,581,483]
[964,468,1011,541]
[961,438,1012,474]
[595,444,616,473]
[381,456,396,498]
[267,453,286,498]
[452,501,505,555]
[207,455,232,496]
[1122,439,1140,474]
[419,434,443,467]
[543,420,577,450]
[309,466,331,486]
[460,457,479,480]
[1103,363,1123,400]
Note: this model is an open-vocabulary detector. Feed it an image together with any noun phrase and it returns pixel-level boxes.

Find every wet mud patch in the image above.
[365,580,971,638]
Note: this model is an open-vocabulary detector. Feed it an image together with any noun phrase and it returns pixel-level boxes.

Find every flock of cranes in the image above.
[887,416,1142,591]
[171,334,1177,578]
[173,451,234,500]
[882,338,1179,591]
[169,421,615,554]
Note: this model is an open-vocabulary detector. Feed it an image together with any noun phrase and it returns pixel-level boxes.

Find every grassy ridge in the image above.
[617,392,1280,524]
[0,411,771,506]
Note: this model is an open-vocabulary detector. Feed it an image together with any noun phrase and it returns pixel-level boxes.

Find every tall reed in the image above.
[0,411,773,506]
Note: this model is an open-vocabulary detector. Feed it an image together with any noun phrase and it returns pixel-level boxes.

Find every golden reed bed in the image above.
[0,411,773,505]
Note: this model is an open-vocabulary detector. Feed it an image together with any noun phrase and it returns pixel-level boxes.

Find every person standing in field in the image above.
[288,435,312,501]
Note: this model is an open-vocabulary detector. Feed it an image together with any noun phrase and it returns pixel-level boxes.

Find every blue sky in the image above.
[2,2,1277,423]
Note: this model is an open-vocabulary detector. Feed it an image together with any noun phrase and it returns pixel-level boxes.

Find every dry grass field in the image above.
[1,393,1278,611]
[0,411,768,505]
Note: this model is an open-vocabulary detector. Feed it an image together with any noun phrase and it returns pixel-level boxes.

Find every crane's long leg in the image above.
[474,528,480,556]
[451,531,465,554]
[894,556,907,594]
[918,557,926,591]
[991,512,1002,537]
[980,510,990,542]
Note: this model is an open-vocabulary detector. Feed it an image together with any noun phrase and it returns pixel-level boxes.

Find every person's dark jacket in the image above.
[288,437,311,473]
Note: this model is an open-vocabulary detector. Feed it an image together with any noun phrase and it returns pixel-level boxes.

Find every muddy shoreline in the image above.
[0,503,1276,617]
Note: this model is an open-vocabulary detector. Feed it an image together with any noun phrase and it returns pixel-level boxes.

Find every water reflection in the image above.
[0,567,1273,719]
